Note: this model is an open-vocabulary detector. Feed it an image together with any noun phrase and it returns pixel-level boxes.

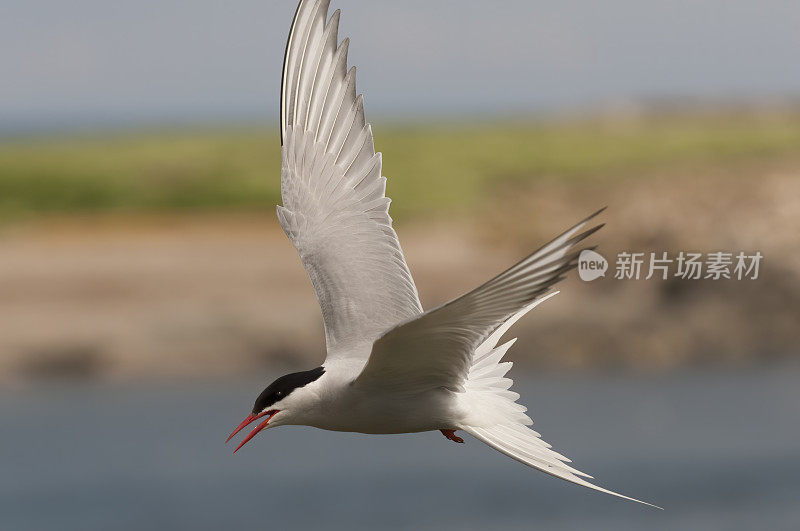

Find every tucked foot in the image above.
[440,429,464,444]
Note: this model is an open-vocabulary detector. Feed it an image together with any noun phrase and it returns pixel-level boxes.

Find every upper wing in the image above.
[278,0,423,360]
[354,210,604,394]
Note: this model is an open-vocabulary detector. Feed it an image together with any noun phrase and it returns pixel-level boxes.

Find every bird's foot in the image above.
[440,429,464,444]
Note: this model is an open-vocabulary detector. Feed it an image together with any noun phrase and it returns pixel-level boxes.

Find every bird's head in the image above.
[226,366,325,453]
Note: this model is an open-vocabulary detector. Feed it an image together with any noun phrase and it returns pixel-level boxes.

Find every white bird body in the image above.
[294,377,457,435]
[227,0,660,509]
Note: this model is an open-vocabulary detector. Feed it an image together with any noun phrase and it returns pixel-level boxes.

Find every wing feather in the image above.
[354,209,605,393]
[279,0,423,359]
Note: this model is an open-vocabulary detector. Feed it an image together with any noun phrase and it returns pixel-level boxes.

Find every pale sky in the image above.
[2,0,800,131]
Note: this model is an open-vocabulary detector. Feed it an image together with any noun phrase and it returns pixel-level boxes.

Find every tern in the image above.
[227,0,658,508]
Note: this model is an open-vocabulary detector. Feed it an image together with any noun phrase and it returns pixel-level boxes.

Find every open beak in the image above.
[226,410,279,453]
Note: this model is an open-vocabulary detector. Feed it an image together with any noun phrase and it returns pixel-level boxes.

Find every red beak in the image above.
[226,410,279,453]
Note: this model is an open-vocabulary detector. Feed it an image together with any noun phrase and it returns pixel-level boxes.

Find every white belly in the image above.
[305,385,462,434]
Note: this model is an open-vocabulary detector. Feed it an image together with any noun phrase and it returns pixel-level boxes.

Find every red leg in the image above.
[440,429,464,444]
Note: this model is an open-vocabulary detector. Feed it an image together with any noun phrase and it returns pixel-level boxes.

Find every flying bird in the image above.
[227,0,658,508]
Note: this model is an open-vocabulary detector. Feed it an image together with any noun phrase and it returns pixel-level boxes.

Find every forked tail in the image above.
[460,295,662,509]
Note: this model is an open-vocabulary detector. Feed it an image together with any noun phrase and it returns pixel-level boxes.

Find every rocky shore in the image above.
[2,155,798,383]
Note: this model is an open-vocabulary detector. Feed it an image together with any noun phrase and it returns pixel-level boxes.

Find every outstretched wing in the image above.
[354,210,604,394]
[278,0,423,360]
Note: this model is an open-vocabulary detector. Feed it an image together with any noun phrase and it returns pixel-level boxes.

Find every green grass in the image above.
[2,113,800,221]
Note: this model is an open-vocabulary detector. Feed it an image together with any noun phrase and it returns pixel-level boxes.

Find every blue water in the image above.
[1,367,799,530]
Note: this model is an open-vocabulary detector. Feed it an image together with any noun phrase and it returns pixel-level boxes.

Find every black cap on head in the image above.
[252,366,325,413]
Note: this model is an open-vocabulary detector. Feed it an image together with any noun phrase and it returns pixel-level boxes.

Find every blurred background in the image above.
[1,1,799,529]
